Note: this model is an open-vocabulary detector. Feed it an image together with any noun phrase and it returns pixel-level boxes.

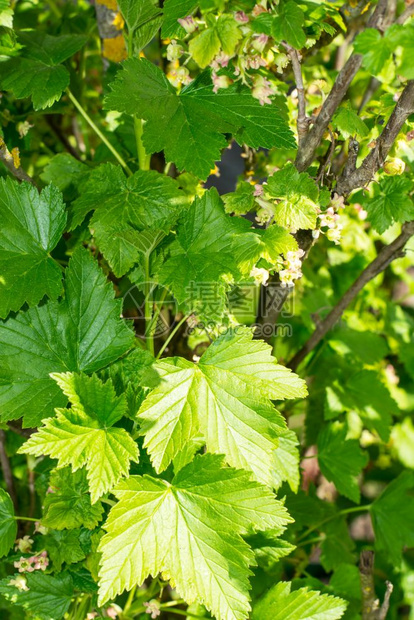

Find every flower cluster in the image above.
[14,551,49,573]
[278,249,305,288]
[144,599,161,618]
[169,2,289,104]
[313,193,345,245]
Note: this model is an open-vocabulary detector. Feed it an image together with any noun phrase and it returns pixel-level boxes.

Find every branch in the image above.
[295,0,390,172]
[282,43,310,143]
[287,221,414,371]
[0,138,36,185]
[0,429,18,511]
[337,80,414,194]
[360,551,393,620]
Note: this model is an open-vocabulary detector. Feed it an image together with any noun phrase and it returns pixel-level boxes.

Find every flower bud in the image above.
[178,16,197,34]
[383,157,405,175]
[166,40,183,61]
[212,72,232,93]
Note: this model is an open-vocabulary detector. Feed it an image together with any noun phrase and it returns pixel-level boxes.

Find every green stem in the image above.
[123,585,137,615]
[296,504,372,543]
[145,287,169,338]
[156,314,189,360]
[67,89,133,176]
[144,256,154,356]
[159,607,205,619]
[13,516,38,522]
[134,116,151,170]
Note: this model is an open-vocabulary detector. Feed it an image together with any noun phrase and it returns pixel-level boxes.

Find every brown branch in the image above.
[282,43,310,144]
[0,429,18,511]
[0,138,36,185]
[295,0,390,172]
[287,221,414,371]
[360,551,393,620]
[396,3,414,24]
[337,80,414,194]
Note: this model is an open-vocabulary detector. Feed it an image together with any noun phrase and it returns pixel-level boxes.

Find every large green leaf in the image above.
[0,248,134,427]
[317,423,368,503]
[0,572,74,620]
[70,165,188,277]
[104,58,295,179]
[0,489,16,557]
[98,453,292,619]
[252,581,347,620]
[370,471,414,565]
[0,32,86,109]
[138,327,307,485]
[20,373,138,503]
[42,468,104,530]
[0,179,66,319]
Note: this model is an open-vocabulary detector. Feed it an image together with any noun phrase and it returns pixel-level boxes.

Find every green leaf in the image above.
[42,468,104,530]
[266,164,319,231]
[223,182,256,215]
[105,58,295,179]
[118,0,162,34]
[272,1,307,50]
[0,489,16,557]
[20,373,138,503]
[98,453,292,618]
[271,428,300,493]
[248,532,296,570]
[365,176,414,233]
[45,529,86,571]
[158,188,250,319]
[0,572,73,620]
[0,248,134,427]
[189,14,242,67]
[40,153,88,200]
[138,326,307,484]
[70,165,187,276]
[0,32,86,109]
[234,225,298,275]
[319,518,356,572]
[370,470,414,565]
[317,423,368,503]
[0,179,66,319]
[252,581,347,620]
[333,105,369,139]
[189,26,220,67]
[162,0,197,37]
[353,28,394,75]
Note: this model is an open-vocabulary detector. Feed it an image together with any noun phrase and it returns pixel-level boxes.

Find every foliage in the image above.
[0,1,414,620]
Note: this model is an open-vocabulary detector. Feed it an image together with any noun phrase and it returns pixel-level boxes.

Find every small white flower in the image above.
[250,267,270,286]
[9,575,29,591]
[14,536,33,553]
[252,75,276,105]
[234,10,249,23]
[212,72,232,93]
[251,34,269,53]
[144,600,161,619]
[166,40,183,61]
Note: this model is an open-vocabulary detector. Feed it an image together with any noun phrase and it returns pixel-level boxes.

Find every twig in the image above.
[360,551,394,619]
[0,429,18,511]
[0,138,36,185]
[295,0,391,172]
[282,43,310,144]
[337,80,414,194]
[396,3,414,24]
[288,221,414,370]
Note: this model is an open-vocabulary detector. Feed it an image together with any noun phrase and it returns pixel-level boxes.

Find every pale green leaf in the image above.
[252,581,347,620]
[98,453,292,620]
[138,326,307,484]
[20,373,138,503]
[272,1,307,50]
